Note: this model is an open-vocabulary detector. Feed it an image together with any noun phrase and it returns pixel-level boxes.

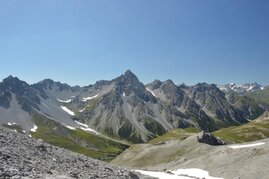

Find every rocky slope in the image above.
[0,127,151,179]
[0,70,266,144]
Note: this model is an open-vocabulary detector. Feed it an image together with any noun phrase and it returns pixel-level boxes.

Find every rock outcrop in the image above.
[197,131,227,146]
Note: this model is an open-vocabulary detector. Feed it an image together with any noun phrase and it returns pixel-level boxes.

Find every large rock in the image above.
[197,131,227,146]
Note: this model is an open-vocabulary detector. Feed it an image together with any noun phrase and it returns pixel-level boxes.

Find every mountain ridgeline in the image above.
[0,71,267,143]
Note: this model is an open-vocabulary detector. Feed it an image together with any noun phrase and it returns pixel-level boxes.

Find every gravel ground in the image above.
[0,128,154,179]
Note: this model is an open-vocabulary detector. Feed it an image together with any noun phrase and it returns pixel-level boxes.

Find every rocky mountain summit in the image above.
[0,128,150,179]
[0,71,267,144]
[218,82,263,94]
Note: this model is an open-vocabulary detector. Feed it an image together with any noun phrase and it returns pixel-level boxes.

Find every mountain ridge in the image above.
[0,70,267,144]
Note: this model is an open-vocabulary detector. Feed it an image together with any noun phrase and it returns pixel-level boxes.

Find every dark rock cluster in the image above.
[197,131,227,146]
[0,128,151,179]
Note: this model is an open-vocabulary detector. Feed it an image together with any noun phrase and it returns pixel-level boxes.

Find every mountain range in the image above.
[0,70,268,145]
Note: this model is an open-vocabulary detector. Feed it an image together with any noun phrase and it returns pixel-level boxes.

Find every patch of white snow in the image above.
[8,122,12,126]
[136,168,223,179]
[79,108,85,112]
[61,106,75,116]
[66,126,76,130]
[82,94,99,102]
[146,88,156,97]
[75,120,89,128]
[74,120,99,135]
[57,98,72,103]
[30,125,38,132]
[229,142,265,149]
[80,127,99,135]
[123,92,126,97]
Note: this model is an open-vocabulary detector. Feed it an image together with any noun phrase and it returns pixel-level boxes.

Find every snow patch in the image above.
[136,168,223,179]
[66,126,76,130]
[8,122,12,126]
[146,88,156,97]
[79,108,85,112]
[123,92,126,97]
[29,134,32,138]
[229,142,265,149]
[61,106,75,116]
[30,125,38,132]
[82,94,99,102]
[57,98,72,103]
[22,130,26,133]
[75,120,99,135]
[80,127,99,135]
[75,120,88,128]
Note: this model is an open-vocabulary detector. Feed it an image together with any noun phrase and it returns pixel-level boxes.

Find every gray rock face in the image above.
[197,131,227,146]
[0,128,151,179]
[0,71,266,143]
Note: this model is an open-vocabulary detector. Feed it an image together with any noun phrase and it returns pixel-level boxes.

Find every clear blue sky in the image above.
[0,0,268,86]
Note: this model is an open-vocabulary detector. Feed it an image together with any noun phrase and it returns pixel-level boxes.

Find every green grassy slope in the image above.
[31,114,129,162]
[148,127,200,145]
[214,112,269,143]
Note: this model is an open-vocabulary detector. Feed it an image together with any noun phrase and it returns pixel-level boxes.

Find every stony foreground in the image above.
[0,128,152,179]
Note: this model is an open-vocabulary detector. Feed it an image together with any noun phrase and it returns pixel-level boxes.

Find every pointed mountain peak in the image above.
[115,70,140,84]
[123,70,137,78]
[164,79,175,85]
[2,75,27,85]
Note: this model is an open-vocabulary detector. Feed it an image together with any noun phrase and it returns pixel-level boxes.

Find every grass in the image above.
[214,113,269,143]
[31,114,129,162]
[148,127,200,145]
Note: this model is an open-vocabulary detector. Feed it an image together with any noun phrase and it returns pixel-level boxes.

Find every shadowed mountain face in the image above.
[0,71,266,143]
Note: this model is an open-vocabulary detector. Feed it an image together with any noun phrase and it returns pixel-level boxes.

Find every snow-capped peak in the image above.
[218,82,263,93]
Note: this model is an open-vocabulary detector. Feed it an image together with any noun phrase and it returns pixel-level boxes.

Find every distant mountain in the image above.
[0,71,266,145]
[218,82,263,94]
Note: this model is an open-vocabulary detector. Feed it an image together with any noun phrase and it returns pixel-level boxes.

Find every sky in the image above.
[0,0,268,86]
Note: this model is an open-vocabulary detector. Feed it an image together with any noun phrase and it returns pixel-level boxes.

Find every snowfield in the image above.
[82,94,99,102]
[80,127,99,135]
[66,126,76,130]
[61,106,75,116]
[75,120,88,128]
[229,142,265,149]
[57,98,72,103]
[79,108,85,112]
[146,88,156,97]
[30,125,38,132]
[75,120,99,135]
[136,168,223,179]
